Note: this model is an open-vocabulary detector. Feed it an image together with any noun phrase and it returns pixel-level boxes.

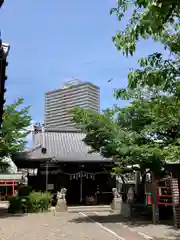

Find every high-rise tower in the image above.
[44,80,100,129]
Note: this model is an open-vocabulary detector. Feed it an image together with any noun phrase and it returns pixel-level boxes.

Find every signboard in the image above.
[47,184,54,190]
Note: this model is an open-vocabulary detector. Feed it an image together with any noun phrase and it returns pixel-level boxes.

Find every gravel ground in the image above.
[0,212,122,240]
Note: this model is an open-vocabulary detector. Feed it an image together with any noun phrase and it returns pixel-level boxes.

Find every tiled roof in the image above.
[27,129,110,162]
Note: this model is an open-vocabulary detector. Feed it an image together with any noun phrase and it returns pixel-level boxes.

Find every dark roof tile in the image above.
[29,130,110,162]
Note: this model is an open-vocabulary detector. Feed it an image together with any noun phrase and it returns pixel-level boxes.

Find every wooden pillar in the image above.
[80,172,83,203]
[5,185,7,199]
[12,181,15,196]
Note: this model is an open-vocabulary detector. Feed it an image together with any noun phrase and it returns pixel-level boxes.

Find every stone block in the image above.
[110,197,122,211]
[120,202,131,217]
[56,199,67,212]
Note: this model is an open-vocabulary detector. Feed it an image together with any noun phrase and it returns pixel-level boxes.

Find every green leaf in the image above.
[0,97,32,164]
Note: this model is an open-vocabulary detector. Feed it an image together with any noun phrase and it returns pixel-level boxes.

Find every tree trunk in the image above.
[135,171,141,195]
[151,172,159,224]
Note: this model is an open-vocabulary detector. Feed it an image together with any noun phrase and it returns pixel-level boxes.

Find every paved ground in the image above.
[0,206,180,240]
[82,211,180,240]
[0,212,120,240]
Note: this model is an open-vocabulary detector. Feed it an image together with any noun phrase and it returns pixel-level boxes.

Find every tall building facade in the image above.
[44,80,100,129]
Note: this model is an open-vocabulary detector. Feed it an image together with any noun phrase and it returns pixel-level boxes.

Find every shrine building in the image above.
[12,126,115,205]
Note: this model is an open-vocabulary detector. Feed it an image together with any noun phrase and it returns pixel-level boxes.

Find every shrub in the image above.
[28,191,52,213]
[8,196,22,213]
[8,191,52,214]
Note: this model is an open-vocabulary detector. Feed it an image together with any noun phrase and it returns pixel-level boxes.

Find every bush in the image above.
[8,191,52,214]
[8,196,22,213]
[28,191,52,213]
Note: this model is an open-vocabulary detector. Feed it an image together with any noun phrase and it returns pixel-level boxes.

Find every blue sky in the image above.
[1,0,164,124]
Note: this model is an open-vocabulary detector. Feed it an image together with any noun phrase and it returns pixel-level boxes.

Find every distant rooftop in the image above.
[46,79,99,95]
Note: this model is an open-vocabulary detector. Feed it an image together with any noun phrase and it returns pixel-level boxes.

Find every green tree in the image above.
[72,107,120,159]
[111,0,180,56]
[110,0,180,223]
[72,100,164,176]
[110,0,180,163]
[72,89,168,223]
[73,0,180,180]
[0,97,32,171]
[73,1,180,222]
